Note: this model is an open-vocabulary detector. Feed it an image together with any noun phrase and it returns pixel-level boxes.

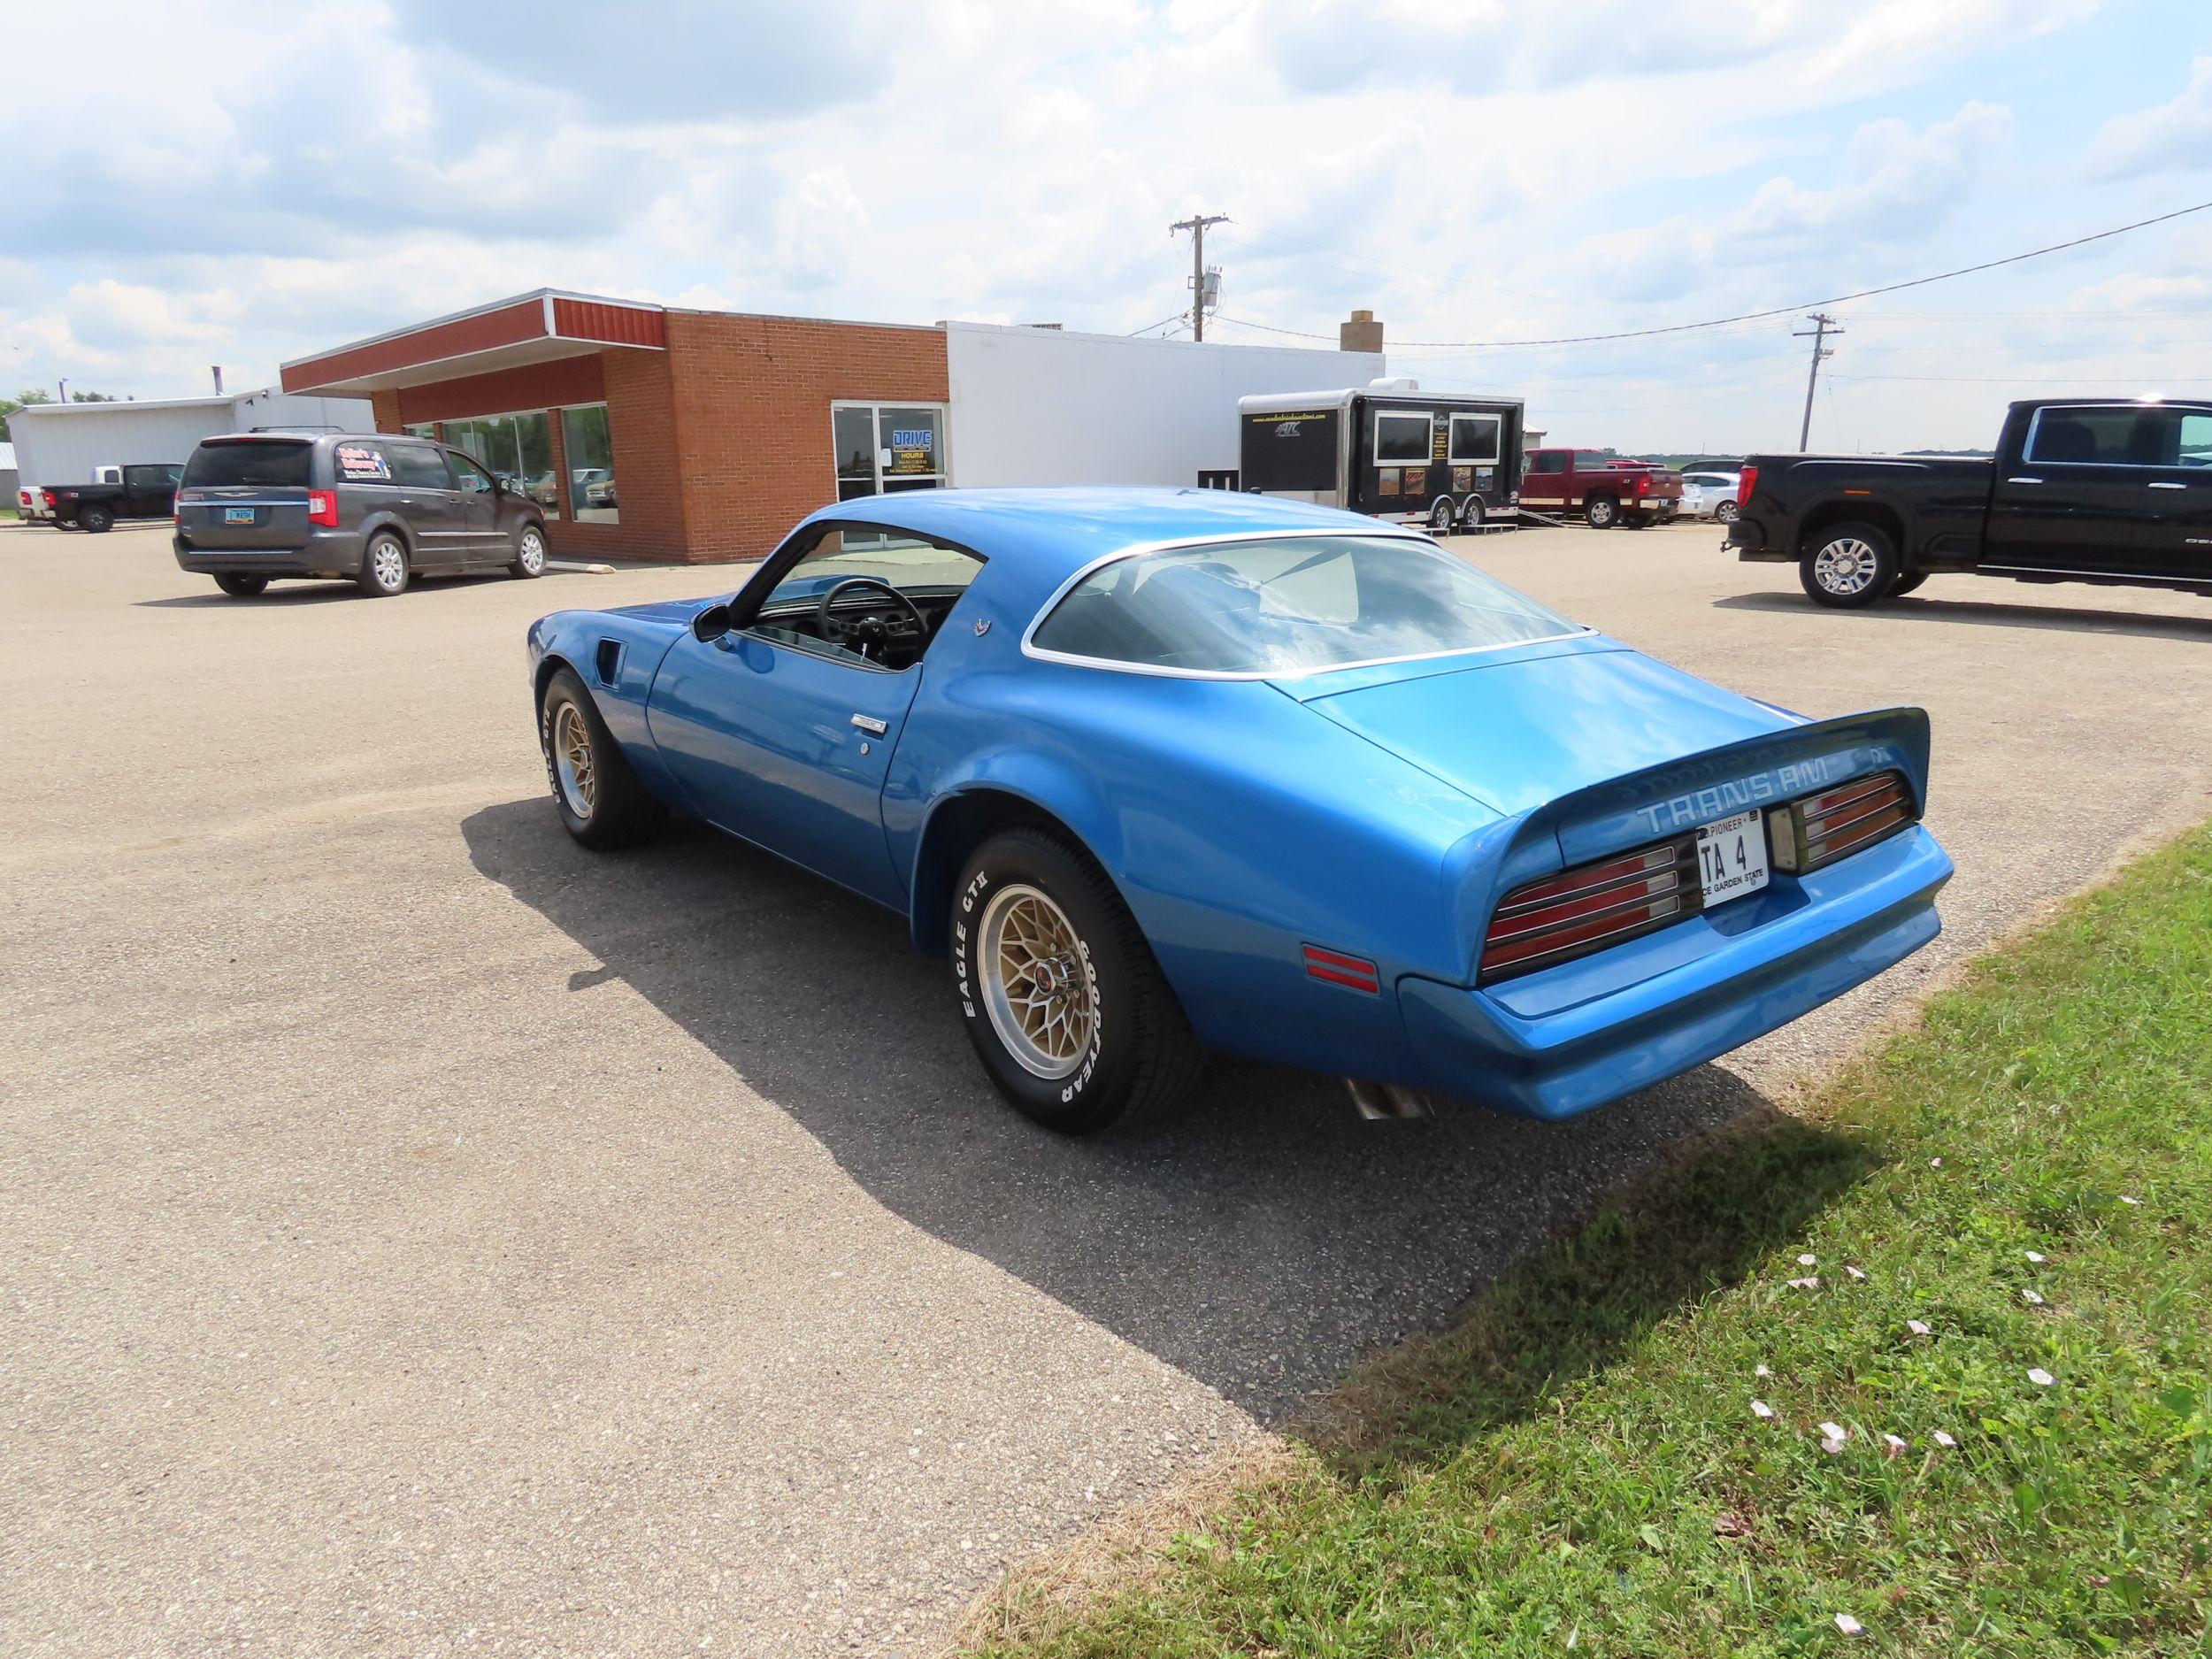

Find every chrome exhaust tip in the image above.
[1344,1078,1433,1121]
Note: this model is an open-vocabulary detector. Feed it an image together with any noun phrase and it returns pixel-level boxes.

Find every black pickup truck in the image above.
[1729,397,2212,607]
[46,463,184,533]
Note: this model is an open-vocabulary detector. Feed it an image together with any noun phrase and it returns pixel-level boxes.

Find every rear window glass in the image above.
[183,442,311,488]
[1028,534,1578,676]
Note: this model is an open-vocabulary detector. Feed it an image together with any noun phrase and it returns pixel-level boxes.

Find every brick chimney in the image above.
[1340,309,1384,353]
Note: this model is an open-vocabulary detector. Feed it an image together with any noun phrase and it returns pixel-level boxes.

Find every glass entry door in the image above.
[833,403,947,500]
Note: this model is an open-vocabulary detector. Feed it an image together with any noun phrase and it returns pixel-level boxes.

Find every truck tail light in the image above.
[307,488,339,527]
[1737,465,1757,506]
[1635,473,1650,494]
[41,489,56,509]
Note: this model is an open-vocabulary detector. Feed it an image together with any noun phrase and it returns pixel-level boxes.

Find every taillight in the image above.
[307,488,339,527]
[1770,771,1915,873]
[1635,473,1650,494]
[41,489,56,509]
[1736,465,1757,506]
[1481,842,1697,980]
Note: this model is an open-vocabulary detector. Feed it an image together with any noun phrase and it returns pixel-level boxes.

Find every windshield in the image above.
[1027,534,1580,676]
[183,442,311,489]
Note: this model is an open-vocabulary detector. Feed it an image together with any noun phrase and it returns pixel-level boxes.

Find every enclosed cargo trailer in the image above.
[1240,382,1525,532]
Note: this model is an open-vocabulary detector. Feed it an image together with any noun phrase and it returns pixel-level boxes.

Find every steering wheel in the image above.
[815,576,928,660]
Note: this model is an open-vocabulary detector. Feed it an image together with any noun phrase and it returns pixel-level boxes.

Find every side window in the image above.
[447,451,496,494]
[1373,411,1433,465]
[2024,408,2147,466]
[333,441,395,485]
[1528,450,1564,476]
[2171,412,2212,468]
[1448,413,1501,465]
[749,526,986,669]
[389,442,455,490]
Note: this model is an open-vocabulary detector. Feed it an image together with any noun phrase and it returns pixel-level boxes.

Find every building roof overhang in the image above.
[280,289,667,397]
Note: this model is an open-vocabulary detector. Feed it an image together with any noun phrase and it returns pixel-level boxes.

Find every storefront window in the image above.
[447,411,560,518]
[558,404,617,523]
[832,403,948,498]
[405,423,437,442]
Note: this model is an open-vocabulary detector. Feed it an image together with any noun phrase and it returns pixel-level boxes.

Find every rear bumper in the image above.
[173,529,365,578]
[1729,519,1791,562]
[1396,825,1952,1120]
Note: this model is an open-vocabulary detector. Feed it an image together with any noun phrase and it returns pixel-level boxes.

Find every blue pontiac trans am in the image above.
[524,488,1952,1135]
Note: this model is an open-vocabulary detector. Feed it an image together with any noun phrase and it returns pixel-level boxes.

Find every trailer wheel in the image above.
[1428,497,1455,533]
[1459,496,1486,531]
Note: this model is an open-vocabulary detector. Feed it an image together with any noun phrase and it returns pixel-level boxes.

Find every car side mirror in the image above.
[691,601,733,643]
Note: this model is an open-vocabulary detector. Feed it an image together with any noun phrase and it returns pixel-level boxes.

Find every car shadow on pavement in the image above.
[1715,589,2212,642]
[462,800,1845,1423]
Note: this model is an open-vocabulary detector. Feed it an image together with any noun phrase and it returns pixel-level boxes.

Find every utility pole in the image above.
[1170,213,1227,341]
[1793,313,1841,451]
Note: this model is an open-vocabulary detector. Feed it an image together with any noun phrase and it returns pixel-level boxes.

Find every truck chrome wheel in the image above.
[553,702,596,818]
[979,883,1094,1080]
[1812,536,1879,596]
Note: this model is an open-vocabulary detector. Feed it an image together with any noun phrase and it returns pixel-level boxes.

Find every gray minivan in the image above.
[173,432,551,598]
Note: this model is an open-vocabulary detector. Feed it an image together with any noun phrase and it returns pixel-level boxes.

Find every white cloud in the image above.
[2086,53,2212,180]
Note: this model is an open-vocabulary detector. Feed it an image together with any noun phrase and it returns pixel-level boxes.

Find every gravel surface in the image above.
[5,519,2208,1657]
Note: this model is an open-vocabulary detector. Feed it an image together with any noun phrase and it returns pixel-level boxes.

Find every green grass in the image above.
[968,826,2212,1656]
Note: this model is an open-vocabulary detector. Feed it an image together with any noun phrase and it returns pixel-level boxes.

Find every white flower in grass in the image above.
[1755,1363,1773,1379]
[1834,1613,1865,1636]
[1788,1276,1821,1290]
[2024,1250,2047,1263]
[2023,1289,2047,1306]
[1929,1157,1942,1168]
[2119,1195,2141,1207]
[1846,1266,1868,1281]
[1797,1254,1817,1266]
[1907,1319,1932,1338]
[2027,1367,2055,1387]
[1932,1431,1957,1448]
[1882,1433,1908,1457]
[1750,1399,1776,1419]
[1818,1420,1847,1441]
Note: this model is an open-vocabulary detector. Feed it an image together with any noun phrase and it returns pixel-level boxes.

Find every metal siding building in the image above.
[8,389,372,492]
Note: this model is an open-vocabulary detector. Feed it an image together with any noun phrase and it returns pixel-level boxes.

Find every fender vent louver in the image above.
[595,639,624,687]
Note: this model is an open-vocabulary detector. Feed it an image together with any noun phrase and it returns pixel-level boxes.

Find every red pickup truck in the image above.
[1519,448,1682,528]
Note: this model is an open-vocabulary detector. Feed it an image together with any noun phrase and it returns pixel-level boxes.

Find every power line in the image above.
[1209,196,2212,350]
[1125,311,1188,337]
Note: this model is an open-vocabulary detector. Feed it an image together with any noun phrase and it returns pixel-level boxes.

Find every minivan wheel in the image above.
[539,665,665,849]
[1800,522,1899,609]
[511,523,547,579]
[357,533,410,597]
[952,826,1203,1137]
[1586,495,1619,529]
[78,504,114,534]
[213,573,268,597]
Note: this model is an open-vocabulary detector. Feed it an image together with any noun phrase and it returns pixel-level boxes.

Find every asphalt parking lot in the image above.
[7,518,2211,1657]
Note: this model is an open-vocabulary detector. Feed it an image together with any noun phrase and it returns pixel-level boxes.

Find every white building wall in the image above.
[943,323,1384,488]
[9,389,371,488]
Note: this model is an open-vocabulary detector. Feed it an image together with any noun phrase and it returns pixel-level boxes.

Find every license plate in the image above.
[1697,808,1770,905]
[224,507,256,524]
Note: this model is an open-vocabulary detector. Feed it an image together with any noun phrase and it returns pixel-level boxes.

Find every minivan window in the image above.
[333,441,393,484]
[182,441,311,489]
[389,443,455,490]
[448,451,496,494]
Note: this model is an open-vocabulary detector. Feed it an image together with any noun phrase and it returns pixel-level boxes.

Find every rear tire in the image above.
[78,504,113,534]
[1428,497,1455,532]
[1459,495,1486,531]
[510,522,547,580]
[1800,522,1899,609]
[213,573,267,597]
[357,532,410,597]
[539,665,665,850]
[952,827,1203,1137]
[1585,495,1619,529]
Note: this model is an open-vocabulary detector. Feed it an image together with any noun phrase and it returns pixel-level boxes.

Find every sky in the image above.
[5,0,2212,454]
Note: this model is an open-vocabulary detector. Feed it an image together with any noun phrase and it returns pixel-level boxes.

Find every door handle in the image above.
[2149,480,2188,491]
[850,714,889,735]
[2006,476,2043,486]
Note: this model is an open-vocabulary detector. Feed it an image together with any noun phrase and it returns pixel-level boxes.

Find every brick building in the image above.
[281,290,1384,565]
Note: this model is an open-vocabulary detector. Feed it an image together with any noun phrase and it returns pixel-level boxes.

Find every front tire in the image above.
[952,827,1202,1136]
[1800,522,1899,609]
[1585,495,1619,529]
[213,573,268,597]
[510,522,547,579]
[357,532,410,597]
[539,666,665,849]
[78,504,114,534]
[1428,497,1455,533]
